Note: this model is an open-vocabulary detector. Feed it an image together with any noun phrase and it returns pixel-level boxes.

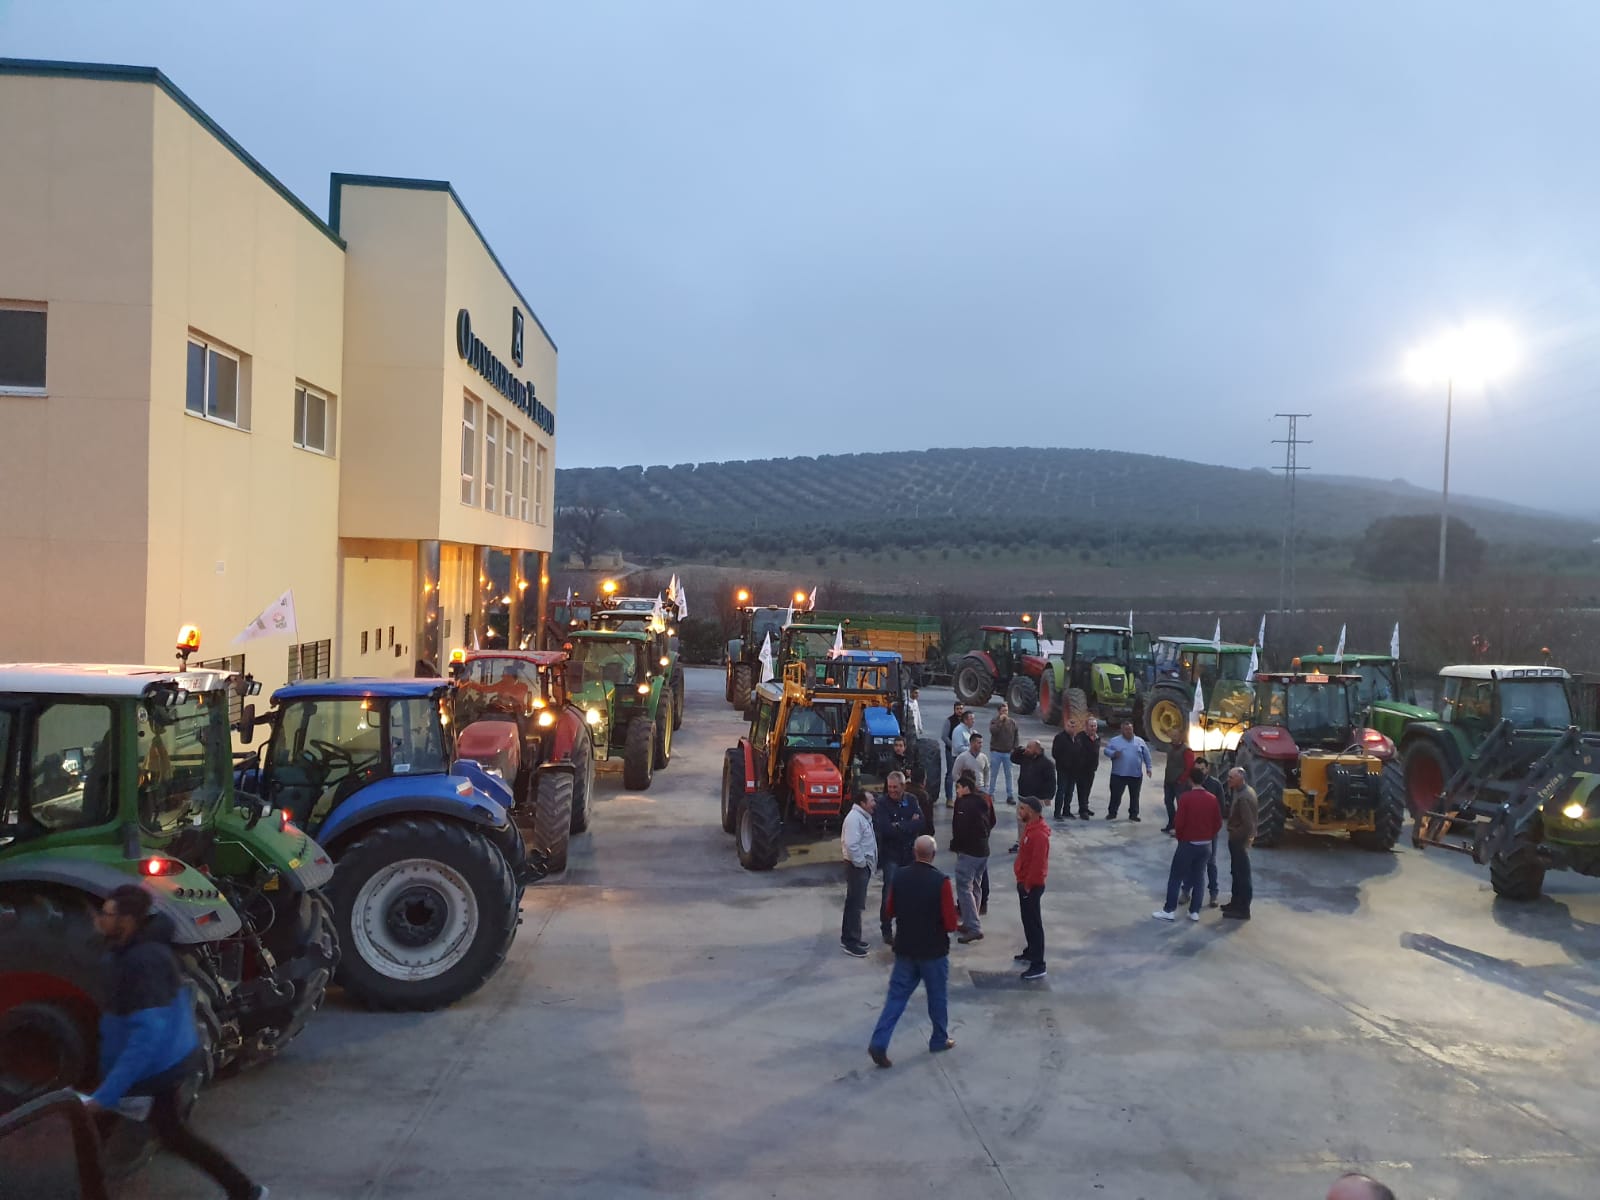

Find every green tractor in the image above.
[724,587,810,711]
[592,599,685,732]
[1040,623,1152,730]
[1142,636,1259,753]
[0,656,338,1112]
[1297,652,1426,742]
[562,629,673,790]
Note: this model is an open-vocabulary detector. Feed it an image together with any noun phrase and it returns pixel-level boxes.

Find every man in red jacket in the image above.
[1153,765,1223,923]
[1012,796,1051,980]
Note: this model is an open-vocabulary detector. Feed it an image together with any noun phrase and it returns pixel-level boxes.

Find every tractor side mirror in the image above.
[236,704,258,744]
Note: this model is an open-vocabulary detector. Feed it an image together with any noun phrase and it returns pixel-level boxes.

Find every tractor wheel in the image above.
[653,707,673,769]
[1402,740,1452,823]
[737,790,784,871]
[1350,781,1405,852]
[672,675,685,731]
[1065,687,1090,730]
[1242,750,1288,848]
[331,816,518,1011]
[1039,671,1063,726]
[730,664,755,711]
[0,894,104,1110]
[953,659,995,707]
[1490,824,1546,900]
[568,725,596,835]
[724,667,734,704]
[530,769,574,877]
[721,748,744,835]
[1007,675,1039,716]
[242,887,338,1067]
[623,717,655,790]
[915,737,943,798]
[1143,688,1189,753]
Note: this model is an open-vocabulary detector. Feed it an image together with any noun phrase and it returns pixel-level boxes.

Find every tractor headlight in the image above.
[637,683,651,696]
[537,711,556,728]
[660,656,670,667]
[810,785,824,795]
[586,708,601,725]
[1563,801,1586,820]
[826,785,840,795]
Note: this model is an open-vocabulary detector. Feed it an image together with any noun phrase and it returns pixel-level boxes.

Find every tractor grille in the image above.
[1326,762,1379,813]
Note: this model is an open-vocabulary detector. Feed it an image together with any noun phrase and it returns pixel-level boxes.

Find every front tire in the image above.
[1143,688,1189,753]
[531,769,575,877]
[1039,670,1063,726]
[737,790,784,870]
[0,896,102,1109]
[653,707,673,769]
[1490,824,1546,900]
[331,816,518,1011]
[954,660,995,706]
[1008,675,1039,716]
[730,664,755,710]
[568,724,596,835]
[1351,777,1405,851]
[1402,739,1453,823]
[672,675,685,730]
[721,748,744,835]
[623,717,655,790]
[1242,750,1288,848]
[1065,687,1090,730]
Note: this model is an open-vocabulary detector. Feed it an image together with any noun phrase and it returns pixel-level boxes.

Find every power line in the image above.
[1273,413,1312,618]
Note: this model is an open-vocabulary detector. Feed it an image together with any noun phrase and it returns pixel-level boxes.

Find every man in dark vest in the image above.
[867,835,959,1068]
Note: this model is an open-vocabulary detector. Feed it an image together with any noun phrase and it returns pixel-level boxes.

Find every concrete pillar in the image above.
[535,551,551,650]
[510,550,528,649]
[416,539,441,675]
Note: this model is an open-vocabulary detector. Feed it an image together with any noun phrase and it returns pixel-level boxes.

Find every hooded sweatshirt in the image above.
[93,911,200,1106]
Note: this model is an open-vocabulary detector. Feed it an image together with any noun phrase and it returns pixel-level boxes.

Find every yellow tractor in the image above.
[1230,671,1404,849]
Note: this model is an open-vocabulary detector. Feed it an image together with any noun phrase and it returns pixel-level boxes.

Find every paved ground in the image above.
[125,667,1600,1200]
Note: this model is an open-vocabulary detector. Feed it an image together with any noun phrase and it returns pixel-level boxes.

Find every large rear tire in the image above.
[623,717,655,790]
[568,725,596,835]
[1242,750,1288,848]
[953,659,995,707]
[1143,687,1189,754]
[1065,687,1090,730]
[721,748,744,835]
[1402,739,1453,823]
[531,769,575,877]
[1490,824,1546,900]
[737,790,784,871]
[0,896,101,1109]
[1007,675,1039,716]
[672,675,685,731]
[331,816,518,1011]
[1039,670,1063,726]
[730,664,755,711]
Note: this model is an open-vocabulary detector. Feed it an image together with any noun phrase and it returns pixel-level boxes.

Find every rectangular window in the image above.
[460,396,479,505]
[503,425,517,516]
[0,304,47,391]
[196,654,247,723]
[185,334,248,429]
[286,639,332,683]
[485,411,500,512]
[360,630,369,655]
[519,438,532,521]
[293,384,335,455]
[534,444,548,525]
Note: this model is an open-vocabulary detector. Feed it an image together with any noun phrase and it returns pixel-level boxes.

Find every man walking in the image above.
[1071,718,1099,819]
[840,790,878,956]
[867,835,959,1067]
[1013,796,1051,980]
[988,703,1019,804]
[1153,766,1222,923]
[1102,720,1153,821]
[949,775,994,943]
[942,701,966,803]
[873,772,926,944]
[1161,739,1196,834]
[89,885,267,1200]
[1221,766,1258,920]
[953,731,990,797]
[1050,722,1075,821]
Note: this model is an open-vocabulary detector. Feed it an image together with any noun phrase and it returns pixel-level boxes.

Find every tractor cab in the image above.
[780,623,839,670]
[1298,653,1412,712]
[450,649,577,769]
[1438,665,1574,738]
[982,626,1042,678]
[1252,673,1371,750]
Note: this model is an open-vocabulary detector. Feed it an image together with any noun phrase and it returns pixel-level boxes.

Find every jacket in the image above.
[950,790,996,857]
[1164,744,1197,784]
[1014,817,1051,889]
[988,715,1019,754]
[942,711,963,749]
[842,804,878,869]
[93,912,199,1107]
[905,698,923,739]
[1050,729,1075,776]
[1227,784,1258,843]
[872,789,926,867]
[1010,748,1056,801]
[889,752,934,833]
[1174,787,1223,843]
[1198,773,1228,817]
[884,861,959,959]
[952,749,989,791]
[1072,729,1099,777]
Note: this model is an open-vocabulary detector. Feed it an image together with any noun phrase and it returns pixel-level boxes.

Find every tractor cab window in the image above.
[1442,679,1494,733]
[1281,685,1352,743]
[1010,631,1040,659]
[1075,631,1124,662]
[138,688,229,834]
[785,629,834,663]
[1346,663,1396,707]
[983,629,1010,659]
[456,658,537,723]
[566,640,640,688]
[1498,680,1573,731]
[749,609,786,649]
[267,698,386,824]
[752,696,779,744]
[24,701,118,834]
[392,696,452,774]
[784,704,842,750]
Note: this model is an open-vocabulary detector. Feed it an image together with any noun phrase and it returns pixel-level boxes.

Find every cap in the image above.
[1019,795,1043,814]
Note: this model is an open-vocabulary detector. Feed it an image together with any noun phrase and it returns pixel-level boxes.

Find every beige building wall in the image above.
[337,539,417,676]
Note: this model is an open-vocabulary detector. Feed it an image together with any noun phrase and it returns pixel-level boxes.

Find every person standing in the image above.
[89,885,267,1200]
[1181,759,1228,909]
[953,731,990,797]
[952,710,977,758]
[840,790,878,956]
[873,772,926,944]
[1102,720,1153,821]
[942,702,966,804]
[906,685,924,741]
[1013,796,1051,980]
[1050,723,1076,821]
[867,835,959,1067]
[1071,719,1100,819]
[949,775,994,943]
[1221,767,1258,920]
[889,736,934,836]
[1010,740,1056,820]
[988,703,1019,804]
[1152,766,1223,922]
[1161,740,1196,834]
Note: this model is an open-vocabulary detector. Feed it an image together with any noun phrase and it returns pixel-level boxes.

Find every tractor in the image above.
[952,625,1048,714]
[1298,652,1424,742]
[1231,671,1403,850]
[562,628,673,790]
[241,679,523,1011]
[0,651,338,1114]
[725,587,811,710]
[1040,623,1152,730]
[1142,636,1259,753]
[721,651,940,871]
[450,649,599,877]
[591,605,685,732]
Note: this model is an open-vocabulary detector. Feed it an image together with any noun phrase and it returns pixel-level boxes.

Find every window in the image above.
[287,639,332,683]
[184,335,247,428]
[27,702,117,833]
[294,384,335,454]
[460,396,479,505]
[485,411,500,512]
[0,303,47,391]
[360,630,369,655]
[138,689,229,835]
[503,425,517,516]
[534,443,548,525]
[519,438,532,521]
[196,654,247,723]
[390,697,451,774]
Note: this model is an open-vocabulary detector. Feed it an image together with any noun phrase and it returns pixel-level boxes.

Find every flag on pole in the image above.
[806,586,817,611]
[830,624,844,657]
[784,602,794,628]
[1129,609,1134,631]
[1035,612,1044,635]
[1390,622,1400,660]
[1190,678,1206,729]
[758,633,775,683]
[565,586,573,606]
[1212,619,1222,650]
[1335,623,1347,664]
[1247,644,1259,682]
[1256,613,1267,649]
[232,589,297,645]
[677,584,689,621]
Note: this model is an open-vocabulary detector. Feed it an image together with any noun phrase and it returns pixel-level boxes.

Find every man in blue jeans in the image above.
[868,835,960,1067]
[1179,759,1228,909]
[1153,766,1223,923]
[1102,720,1153,820]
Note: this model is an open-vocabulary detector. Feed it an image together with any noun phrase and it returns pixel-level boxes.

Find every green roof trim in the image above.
[1300,653,1397,664]
[0,58,345,250]
[328,173,557,354]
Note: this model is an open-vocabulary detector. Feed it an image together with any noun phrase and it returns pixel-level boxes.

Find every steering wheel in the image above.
[306,738,358,774]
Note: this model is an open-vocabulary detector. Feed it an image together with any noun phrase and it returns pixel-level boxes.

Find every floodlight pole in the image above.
[1437,376,1453,585]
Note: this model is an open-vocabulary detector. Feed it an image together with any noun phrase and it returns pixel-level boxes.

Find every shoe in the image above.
[869,1047,892,1068]
[1151,910,1175,922]
[1005,797,1017,806]
[1222,909,1250,920]
[1160,825,1174,833]
[1129,815,1142,822]
[1083,809,1095,818]
[1105,813,1116,820]
[1189,912,1201,922]
[1208,894,1219,909]
[1014,951,1032,961]
[1008,843,1019,854]
[979,902,987,916]
[842,942,868,957]
[1021,966,1047,981]
[931,1039,956,1053]
[957,932,983,944]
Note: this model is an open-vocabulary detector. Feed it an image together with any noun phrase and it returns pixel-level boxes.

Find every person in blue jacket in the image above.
[89,884,266,1200]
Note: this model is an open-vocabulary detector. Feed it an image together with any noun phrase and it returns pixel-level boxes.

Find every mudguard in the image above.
[312,772,511,849]
[450,759,516,811]
[1241,725,1301,762]
[0,858,241,944]
[863,707,901,739]
[961,651,997,676]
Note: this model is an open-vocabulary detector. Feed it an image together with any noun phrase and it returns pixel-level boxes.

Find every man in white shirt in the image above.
[952,732,990,795]
[905,687,924,740]
[841,791,879,957]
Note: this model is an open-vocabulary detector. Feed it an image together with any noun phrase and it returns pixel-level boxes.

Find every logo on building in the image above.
[511,308,525,367]
[455,309,554,436]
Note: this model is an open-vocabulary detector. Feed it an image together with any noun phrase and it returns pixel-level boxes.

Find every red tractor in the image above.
[952,626,1047,713]
[449,649,600,877]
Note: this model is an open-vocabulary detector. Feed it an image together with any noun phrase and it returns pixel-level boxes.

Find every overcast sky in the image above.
[7,1,1599,515]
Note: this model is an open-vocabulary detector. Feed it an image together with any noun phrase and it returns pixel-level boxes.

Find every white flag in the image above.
[806,586,817,610]
[1256,613,1266,649]
[758,633,775,683]
[1390,622,1400,660]
[1335,623,1347,664]
[1035,612,1044,635]
[1129,609,1134,631]
[667,573,680,602]
[1190,678,1206,726]
[830,624,844,657]
[784,603,794,629]
[1247,645,1259,682]
[677,585,689,621]
[1212,619,1222,650]
[232,589,297,645]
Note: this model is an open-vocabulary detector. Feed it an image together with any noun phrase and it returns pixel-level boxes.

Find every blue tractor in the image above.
[239,679,525,1012]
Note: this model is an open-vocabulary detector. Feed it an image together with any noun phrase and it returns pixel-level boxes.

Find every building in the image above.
[0,59,557,694]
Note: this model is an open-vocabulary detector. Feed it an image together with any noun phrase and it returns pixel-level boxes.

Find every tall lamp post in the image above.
[1404,322,1517,583]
